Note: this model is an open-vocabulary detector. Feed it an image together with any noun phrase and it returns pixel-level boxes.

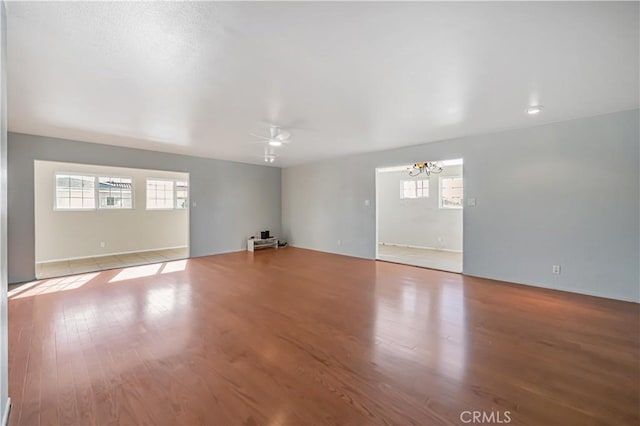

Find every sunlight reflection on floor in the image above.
[9,273,100,299]
[109,263,163,283]
[10,259,190,299]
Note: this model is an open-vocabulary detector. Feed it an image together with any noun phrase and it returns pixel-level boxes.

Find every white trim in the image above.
[377,165,411,173]
[464,272,640,303]
[145,177,177,210]
[96,174,135,210]
[2,397,11,426]
[53,172,97,211]
[36,245,189,264]
[441,158,464,166]
[188,248,246,259]
[378,242,463,254]
[288,244,371,260]
[374,168,379,260]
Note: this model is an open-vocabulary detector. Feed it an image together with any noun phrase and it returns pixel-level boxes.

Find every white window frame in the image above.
[439,176,463,209]
[400,179,429,199]
[97,175,135,210]
[54,172,136,211]
[145,178,189,210]
[146,178,174,210]
[174,180,189,209]
[53,172,97,211]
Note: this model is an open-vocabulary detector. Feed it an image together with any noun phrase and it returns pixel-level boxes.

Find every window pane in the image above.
[401,180,427,199]
[175,180,188,209]
[82,177,94,189]
[401,180,416,199]
[415,180,429,198]
[98,176,132,209]
[440,177,463,208]
[55,174,95,210]
[56,175,70,187]
[147,179,174,209]
[56,197,70,209]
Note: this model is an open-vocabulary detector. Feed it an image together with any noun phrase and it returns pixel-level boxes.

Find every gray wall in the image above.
[377,165,463,251]
[8,133,282,283]
[282,110,640,302]
[0,1,8,421]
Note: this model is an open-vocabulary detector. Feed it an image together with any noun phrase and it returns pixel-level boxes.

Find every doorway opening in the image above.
[34,160,190,279]
[375,159,463,273]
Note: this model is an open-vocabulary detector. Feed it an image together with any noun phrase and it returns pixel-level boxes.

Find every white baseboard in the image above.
[189,248,246,259]
[378,242,462,253]
[2,397,11,426]
[37,245,189,264]
[288,244,372,260]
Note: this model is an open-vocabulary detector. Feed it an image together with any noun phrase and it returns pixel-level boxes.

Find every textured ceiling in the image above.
[7,2,639,166]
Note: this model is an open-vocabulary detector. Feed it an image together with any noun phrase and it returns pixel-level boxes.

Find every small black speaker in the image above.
[261,230,270,239]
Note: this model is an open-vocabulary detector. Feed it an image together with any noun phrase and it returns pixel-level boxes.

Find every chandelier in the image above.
[408,161,443,177]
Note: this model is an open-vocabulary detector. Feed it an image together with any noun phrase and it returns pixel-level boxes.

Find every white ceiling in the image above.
[7,2,639,167]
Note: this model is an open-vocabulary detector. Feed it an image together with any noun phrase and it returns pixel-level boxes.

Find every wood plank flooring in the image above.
[8,247,640,425]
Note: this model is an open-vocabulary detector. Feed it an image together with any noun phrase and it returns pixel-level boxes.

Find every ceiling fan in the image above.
[250,126,291,147]
[261,145,277,164]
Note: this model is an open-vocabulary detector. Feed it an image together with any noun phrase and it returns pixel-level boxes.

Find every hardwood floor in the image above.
[7,247,639,425]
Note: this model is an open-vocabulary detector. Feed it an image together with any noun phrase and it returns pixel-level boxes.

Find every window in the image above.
[400,179,429,199]
[55,174,95,209]
[440,176,463,209]
[146,179,174,209]
[98,177,133,209]
[175,180,189,209]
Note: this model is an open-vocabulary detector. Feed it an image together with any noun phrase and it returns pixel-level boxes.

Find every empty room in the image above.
[376,159,464,272]
[0,2,638,426]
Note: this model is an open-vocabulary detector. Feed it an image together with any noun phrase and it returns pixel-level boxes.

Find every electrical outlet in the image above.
[552,265,561,274]
[364,199,370,207]
[467,198,476,207]
[337,239,342,247]
[100,241,106,248]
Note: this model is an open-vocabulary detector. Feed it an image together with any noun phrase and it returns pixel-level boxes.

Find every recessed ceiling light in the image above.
[268,140,282,147]
[527,105,543,115]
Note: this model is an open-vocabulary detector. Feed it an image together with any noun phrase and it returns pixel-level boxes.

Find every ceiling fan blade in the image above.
[274,130,291,141]
[249,133,270,140]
